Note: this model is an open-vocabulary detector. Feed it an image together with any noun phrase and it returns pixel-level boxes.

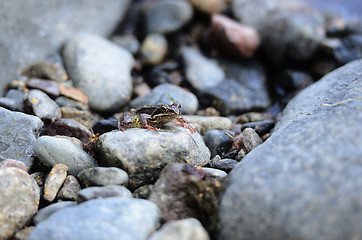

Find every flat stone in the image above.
[77,167,129,187]
[28,198,160,240]
[0,0,131,96]
[43,164,68,202]
[33,136,97,176]
[24,89,61,120]
[77,185,133,203]
[219,59,362,240]
[149,218,210,240]
[0,107,43,170]
[63,33,134,113]
[57,175,81,201]
[97,126,210,189]
[130,83,199,115]
[0,168,40,239]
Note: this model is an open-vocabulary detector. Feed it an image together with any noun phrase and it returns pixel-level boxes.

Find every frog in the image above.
[118,102,195,133]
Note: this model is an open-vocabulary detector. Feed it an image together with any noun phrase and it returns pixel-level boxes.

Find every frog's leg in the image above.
[139,114,158,130]
[175,116,196,133]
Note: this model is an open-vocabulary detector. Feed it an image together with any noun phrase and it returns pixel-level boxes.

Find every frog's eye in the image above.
[161,106,167,111]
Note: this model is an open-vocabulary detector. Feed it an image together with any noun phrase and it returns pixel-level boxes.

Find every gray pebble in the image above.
[28,198,160,240]
[33,201,76,225]
[0,107,43,170]
[111,35,140,55]
[77,185,133,203]
[130,83,199,115]
[208,156,238,172]
[24,89,61,120]
[140,33,168,65]
[183,115,233,134]
[0,97,19,111]
[77,167,129,187]
[142,0,193,34]
[33,136,97,176]
[203,130,233,157]
[63,33,134,113]
[181,47,224,91]
[43,164,68,202]
[241,127,263,153]
[57,175,81,201]
[97,126,210,189]
[0,168,40,239]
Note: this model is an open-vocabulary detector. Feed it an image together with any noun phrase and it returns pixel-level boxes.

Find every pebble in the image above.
[201,167,227,178]
[33,136,97,176]
[241,128,263,153]
[92,118,118,135]
[149,218,210,240]
[0,89,24,111]
[142,0,193,34]
[77,185,133,203]
[63,33,134,113]
[43,164,68,202]
[203,130,233,157]
[240,119,275,135]
[33,201,77,225]
[0,159,27,171]
[0,168,40,239]
[55,96,88,111]
[0,96,19,111]
[130,83,199,115]
[111,34,140,55]
[77,167,129,187]
[28,198,160,240]
[208,156,238,172]
[133,184,154,199]
[144,61,182,87]
[140,33,168,65]
[0,107,43,170]
[206,14,260,58]
[13,226,35,240]
[21,62,68,82]
[334,34,362,64]
[57,175,81,201]
[24,89,61,120]
[279,69,314,92]
[182,115,233,134]
[149,163,222,231]
[97,126,210,189]
[26,78,61,96]
[188,0,225,14]
[219,59,362,240]
[181,47,225,91]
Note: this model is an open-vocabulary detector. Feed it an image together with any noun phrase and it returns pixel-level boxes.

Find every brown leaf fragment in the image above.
[58,83,88,105]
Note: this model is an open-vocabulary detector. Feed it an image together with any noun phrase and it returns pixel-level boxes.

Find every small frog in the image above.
[118,102,195,133]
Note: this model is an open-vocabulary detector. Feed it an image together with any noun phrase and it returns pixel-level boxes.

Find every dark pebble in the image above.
[240,120,275,135]
[203,130,233,158]
[208,155,238,172]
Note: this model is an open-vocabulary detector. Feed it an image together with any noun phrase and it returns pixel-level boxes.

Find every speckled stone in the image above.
[57,175,81,201]
[43,164,68,202]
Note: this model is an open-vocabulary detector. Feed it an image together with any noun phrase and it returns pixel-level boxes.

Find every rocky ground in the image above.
[0,0,361,240]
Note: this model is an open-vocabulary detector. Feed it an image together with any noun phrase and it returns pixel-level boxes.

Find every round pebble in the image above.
[140,33,168,65]
[77,167,129,187]
[24,89,61,120]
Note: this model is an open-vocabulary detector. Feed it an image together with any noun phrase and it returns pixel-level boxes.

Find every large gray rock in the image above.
[28,198,160,240]
[0,107,43,170]
[63,33,135,113]
[219,59,362,240]
[0,0,131,97]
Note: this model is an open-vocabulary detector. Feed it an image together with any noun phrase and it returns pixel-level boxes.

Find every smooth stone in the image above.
[130,83,199,115]
[63,33,134,113]
[57,175,81,201]
[0,89,24,111]
[77,167,129,187]
[219,59,362,240]
[241,127,263,153]
[33,136,97,176]
[208,156,238,172]
[77,185,133,203]
[201,167,227,178]
[0,107,43,170]
[28,198,160,240]
[181,47,225,91]
[92,118,118,135]
[0,0,131,96]
[55,96,89,111]
[203,59,270,115]
[182,115,233,134]
[232,0,325,63]
[33,201,76,225]
[0,97,18,111]
[203,130,233,158]
[0,168,40,239]
[43,164,68,202]
[148,218,210,240]
[97,126,210,189]
[240,120,275,136]
[142,0,193,34]
[24,89,61,120]
[140,33,168,65]
[0,159,27,171]
[111,35,140,55]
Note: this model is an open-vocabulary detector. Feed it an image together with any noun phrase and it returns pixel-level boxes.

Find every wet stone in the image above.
[203,130,233,158]
[57,175,81,201]
[0,168,40,239]
[97,126,210,189]
[142,0,193,34]
[33,201,77,225]
[63,33,134,113]
[0,107,43,170]
[0,159,27,171]
[149,218,210,240]
[208,156,238,173]
[43,164,68,202]
[111,35,140,55]
[181,47,224,91]
[77,185,133,203]
[24,89,61,120]
[140,33,168,65]
[130,83,199,115]
[77,167,129,187]
[28,198,160,240]
[241,127,263,153]
[133,184,154,199]
[33,136,97,176]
